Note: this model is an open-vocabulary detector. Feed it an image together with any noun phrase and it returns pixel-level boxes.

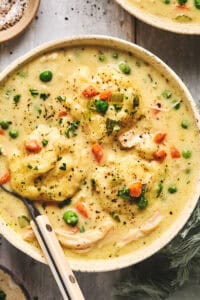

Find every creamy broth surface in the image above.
[127,0,200,23]
[0,46,200,260]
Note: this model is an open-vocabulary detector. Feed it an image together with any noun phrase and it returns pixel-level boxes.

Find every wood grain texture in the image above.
[0,0,135,71]
[0,1,134,299]
[1,1,200,299]
[136,21,200,101]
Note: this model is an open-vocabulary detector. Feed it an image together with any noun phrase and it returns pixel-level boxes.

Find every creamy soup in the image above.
[0,46,200,261]
[127,0,200,23]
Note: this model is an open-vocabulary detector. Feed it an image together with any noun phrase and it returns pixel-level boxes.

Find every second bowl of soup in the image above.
[116,0,200,34]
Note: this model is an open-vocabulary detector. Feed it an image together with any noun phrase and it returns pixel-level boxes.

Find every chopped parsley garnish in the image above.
[156,182,163,197]
[42,139,48,146]
[30,89,39,96]
[162,90,172,99]
[13,94,21,104]
[59,163,67,171]
[79,225,85,233]
[113,104,122,111]
[91,178,96,190]
[65,121,80,138]
[106,118,121,135]
[40,93,49,100]
[110,212,120,222]
[118,185,148,209]
[57,96,66,102]
[118,186,132,201]
[133,95,140,108]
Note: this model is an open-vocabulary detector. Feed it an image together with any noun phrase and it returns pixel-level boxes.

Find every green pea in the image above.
[39,70,53,82]
[0,120,10,130]
[182,150,192,159]
[63,210,78,226]
[9,129,19,139]
[168,185,177,194]
[181,120,189,129]
[95,100,109,114]
[119,63,131,75]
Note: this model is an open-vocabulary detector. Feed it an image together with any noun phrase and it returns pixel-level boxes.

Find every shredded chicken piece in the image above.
[140,210,163,234]
[21,218,114,251]
[117,211,163,248]
[55,219,114,250]
[118,130,157,160]
[22,226,35,242]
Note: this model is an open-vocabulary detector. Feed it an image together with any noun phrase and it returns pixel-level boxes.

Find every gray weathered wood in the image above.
[1,0,200,299]
[136,21,200,300]
[136,22,200,101]
[0,1,134,299]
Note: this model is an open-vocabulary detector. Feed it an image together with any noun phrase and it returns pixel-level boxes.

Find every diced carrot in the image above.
[129,182,142,198]
[75,202,89,218]
[25,140,42,153]
[58,111,68,118]
[154,133,166,144]
[0,129,4,135]
[82,86,99,98]
[99,90,112,101]
[153,149,167,162]
[92,143,103,163]
[170,146,181,159]
[175,4,189,10]
[0,172,10,185]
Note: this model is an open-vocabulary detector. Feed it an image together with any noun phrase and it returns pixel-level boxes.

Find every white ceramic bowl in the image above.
[115,0,200,35]
[0,36,200,272]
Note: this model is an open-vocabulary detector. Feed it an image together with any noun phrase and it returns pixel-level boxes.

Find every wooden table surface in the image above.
[1,1,200,299]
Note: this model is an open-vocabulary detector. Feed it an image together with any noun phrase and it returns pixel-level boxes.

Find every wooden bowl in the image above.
[115,0,200,35]
[0,0,40,43]
[0,36,200,272]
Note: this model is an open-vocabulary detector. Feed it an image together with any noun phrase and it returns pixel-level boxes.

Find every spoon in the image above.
[0,184,85,300]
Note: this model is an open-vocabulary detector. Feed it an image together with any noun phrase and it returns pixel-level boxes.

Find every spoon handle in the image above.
[31,215,85,300]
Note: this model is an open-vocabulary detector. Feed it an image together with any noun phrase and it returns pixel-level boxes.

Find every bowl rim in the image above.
[0,35,200,272]
[115,0,200,35]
